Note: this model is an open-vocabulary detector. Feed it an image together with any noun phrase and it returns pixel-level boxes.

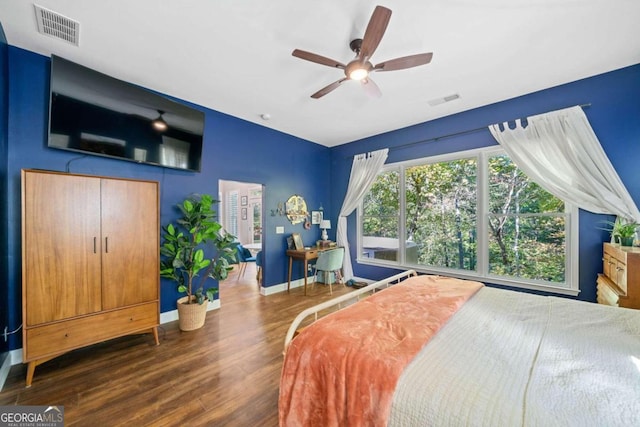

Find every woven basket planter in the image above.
[177,296,208,331]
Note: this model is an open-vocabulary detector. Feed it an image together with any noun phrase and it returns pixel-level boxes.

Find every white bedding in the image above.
[389,287,640,426]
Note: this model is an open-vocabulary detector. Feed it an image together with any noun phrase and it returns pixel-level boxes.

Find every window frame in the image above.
[357,146,579,296]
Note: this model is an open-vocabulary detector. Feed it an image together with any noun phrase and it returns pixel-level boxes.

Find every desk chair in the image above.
[236,244,256,280]
[255,250,263,286]
[312,247,345,295]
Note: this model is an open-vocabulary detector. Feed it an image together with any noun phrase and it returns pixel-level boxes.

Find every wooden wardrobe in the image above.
[21,169,160,386]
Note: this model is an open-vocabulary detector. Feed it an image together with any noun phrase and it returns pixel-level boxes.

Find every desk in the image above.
[243,242,262,252]
[287,246,339,295]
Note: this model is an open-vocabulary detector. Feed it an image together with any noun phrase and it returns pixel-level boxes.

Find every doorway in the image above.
[218,180,264,290]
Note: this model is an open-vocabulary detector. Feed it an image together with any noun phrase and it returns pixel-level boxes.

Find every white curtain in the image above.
[489,106,640,222]
[337,148,389,280]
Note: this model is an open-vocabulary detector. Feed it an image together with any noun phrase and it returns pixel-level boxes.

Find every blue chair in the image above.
[312,247,345,295]
[255,250,263,285]
[236,244,256,279]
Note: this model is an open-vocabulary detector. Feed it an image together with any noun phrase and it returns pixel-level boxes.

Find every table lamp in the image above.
[320,219,331,241]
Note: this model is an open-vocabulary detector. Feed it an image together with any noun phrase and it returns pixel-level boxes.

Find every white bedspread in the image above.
[389,287,640,426]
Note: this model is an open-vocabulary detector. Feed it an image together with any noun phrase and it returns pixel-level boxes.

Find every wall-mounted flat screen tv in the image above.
[48,55,204,172]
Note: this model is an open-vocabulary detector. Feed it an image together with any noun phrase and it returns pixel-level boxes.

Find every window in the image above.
[226,191,239,237]
[362,170,400,261]
[358,147,578,294]
[160,136,190,169]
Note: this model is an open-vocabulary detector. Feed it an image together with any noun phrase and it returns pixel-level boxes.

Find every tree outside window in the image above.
[406,158,477,271]
[487,154,566,283]
[359,149,572,291]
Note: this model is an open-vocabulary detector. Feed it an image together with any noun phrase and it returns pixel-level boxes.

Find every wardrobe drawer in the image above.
[25,302,158,361]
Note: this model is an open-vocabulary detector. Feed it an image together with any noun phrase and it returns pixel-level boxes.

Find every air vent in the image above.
[428,93,460,107]
[34,4,79,46]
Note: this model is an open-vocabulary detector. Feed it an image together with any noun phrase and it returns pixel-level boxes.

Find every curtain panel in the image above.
[489,106,640,222]
[337,148,389,280]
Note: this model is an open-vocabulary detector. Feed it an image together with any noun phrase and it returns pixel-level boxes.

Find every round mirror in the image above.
[285,194,308,225]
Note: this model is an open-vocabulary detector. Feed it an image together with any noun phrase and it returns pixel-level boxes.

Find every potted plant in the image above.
[160,194,237,331]
[601,217,640,247]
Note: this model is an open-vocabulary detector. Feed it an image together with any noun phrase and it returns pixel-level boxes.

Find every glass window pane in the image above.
[406,158,477,271]
[362,170,399,261]
[357,148,574,292]
[488,155,564,214]
[488,214,566,283]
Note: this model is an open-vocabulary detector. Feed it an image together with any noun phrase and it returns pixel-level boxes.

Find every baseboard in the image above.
[260,276,372,295]
[261,278,307,295]
[159,298,221,324]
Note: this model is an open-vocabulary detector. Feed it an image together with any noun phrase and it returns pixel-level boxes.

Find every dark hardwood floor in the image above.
[0,264,355,426]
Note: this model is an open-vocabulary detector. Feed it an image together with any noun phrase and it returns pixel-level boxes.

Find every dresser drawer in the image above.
[603,244,628,292]
[306,249,319,259]
[598,243,640,310]
[596,275,620,307]
[25,302,158,361]
[613,260,628,293]
[603,253,614,279]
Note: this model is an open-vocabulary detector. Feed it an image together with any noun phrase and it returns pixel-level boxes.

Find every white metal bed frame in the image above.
[283,269,418,352]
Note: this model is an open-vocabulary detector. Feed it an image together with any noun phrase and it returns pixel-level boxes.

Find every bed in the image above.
[279,270,640,426]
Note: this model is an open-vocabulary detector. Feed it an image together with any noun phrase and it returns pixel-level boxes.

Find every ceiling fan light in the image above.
[152,119,167,132]
[349,67,369,81]
[152,110,168,132]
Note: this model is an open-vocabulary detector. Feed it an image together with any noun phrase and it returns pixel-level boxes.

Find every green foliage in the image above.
[599,217,639,244]
[160,194,237,305]
[362,153,567,285]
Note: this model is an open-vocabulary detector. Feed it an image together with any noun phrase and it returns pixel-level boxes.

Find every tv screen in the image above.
[48,55,204,172]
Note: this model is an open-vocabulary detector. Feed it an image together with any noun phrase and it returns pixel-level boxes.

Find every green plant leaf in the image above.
[206,288,218,301]
[160,193,237,301]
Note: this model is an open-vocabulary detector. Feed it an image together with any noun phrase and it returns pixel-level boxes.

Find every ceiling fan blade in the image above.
[374,52,433,72]
[359,6,392,61]
[311,78,349,99]
[292,49,345,69]
[361,77,382,98]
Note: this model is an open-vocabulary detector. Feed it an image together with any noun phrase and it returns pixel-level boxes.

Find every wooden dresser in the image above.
[22,169,160,386]
[596,243,640,309]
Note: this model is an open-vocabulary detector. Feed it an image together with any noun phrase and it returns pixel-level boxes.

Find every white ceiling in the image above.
[1,0,639,147]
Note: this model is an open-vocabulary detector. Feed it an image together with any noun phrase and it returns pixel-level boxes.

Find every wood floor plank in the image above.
[0,264,355,426]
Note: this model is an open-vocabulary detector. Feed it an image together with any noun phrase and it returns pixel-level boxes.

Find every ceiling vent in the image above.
[428,93,460,107]
[34,4,79,46]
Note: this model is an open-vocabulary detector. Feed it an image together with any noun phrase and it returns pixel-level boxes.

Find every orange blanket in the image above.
[279,275,484,427]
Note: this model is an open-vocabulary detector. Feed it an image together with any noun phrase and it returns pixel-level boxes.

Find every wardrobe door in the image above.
[100,178,159,309]
[23,171,103,325]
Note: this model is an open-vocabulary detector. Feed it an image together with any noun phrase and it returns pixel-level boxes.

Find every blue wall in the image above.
[0,24,9,356]
[330,64,640,302]
[4,46,330,351]
[4,39,639,352]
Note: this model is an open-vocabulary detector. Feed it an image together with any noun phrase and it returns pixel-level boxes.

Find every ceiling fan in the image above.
[292,5,433,99]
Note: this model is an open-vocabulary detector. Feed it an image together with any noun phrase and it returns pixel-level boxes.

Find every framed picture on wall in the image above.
[291,233,304,250]
[241,208,247,220]
[241,196,248,206]
[311,211,323,225]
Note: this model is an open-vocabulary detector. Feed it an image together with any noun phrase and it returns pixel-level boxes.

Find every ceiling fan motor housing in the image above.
[349,38,363,54]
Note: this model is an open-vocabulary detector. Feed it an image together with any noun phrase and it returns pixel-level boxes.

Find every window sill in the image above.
[356,258,580,297]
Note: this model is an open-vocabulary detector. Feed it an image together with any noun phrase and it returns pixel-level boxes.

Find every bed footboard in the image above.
[283,269,417,353]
